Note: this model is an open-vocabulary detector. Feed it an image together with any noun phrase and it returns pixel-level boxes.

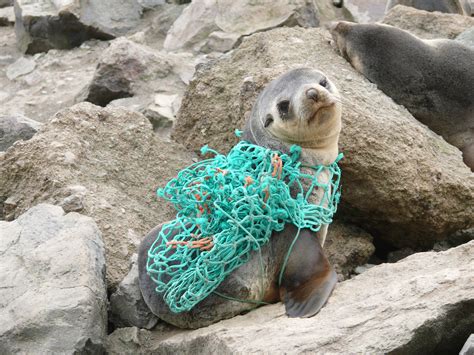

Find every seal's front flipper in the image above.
[279,229,337,318]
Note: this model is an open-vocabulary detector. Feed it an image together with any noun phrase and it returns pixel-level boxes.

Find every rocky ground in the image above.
[0,0,473,353]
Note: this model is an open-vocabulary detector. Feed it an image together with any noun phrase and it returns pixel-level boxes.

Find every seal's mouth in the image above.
[307,102,336,124]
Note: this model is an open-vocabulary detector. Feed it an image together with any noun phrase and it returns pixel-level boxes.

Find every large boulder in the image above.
[0,102,196,288]
[13,0,147,53]
[382,5,474,39]
[80,38,192,108]
[163,0,349,52]
[172,27,474,249]
[0,114,41,151]
[144,241,474,353]
[0,204,107,353]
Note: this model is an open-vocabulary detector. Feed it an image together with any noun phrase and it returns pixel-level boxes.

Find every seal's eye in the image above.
[264,114,273,128]
[277,100,290,119]
[320,78,328,88]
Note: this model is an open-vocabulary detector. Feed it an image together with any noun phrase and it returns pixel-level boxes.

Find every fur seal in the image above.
[329,21,474,171]
[385,0,471,15]
[138,68,342,329]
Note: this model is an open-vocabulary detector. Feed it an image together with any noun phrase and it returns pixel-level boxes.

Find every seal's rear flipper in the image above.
[279,229,337,318]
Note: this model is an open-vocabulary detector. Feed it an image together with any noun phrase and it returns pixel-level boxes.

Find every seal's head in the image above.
[244,68,342,160]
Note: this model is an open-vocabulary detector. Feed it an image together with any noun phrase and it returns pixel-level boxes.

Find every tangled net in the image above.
[146,140,342,313]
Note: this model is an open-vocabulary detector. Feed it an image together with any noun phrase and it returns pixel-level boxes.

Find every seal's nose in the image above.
[306,88,319,102]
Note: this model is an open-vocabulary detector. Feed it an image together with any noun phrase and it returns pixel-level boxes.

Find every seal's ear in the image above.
[279,229,337,318]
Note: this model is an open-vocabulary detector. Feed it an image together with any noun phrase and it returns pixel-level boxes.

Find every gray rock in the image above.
[354,263,375,274]
[163,0,349,52]
[172,27,474,249]
[385,0,470,14]
[13,0,145,53]
[383,5,474,39]
[146,241,474,353]
[81,38,185,107]
[324,221,375,279]
[0,102,196,289]
[0,114,41,151]
[59,185,87,213]
[199,31,241,53]
[0,0,11,8]
[0,204,107,353]
[106,325,180,354]
[0,5,13,25]
[1,37,108,123]
[460,334,474,355]
[138,0,165,10]
[6,56,35,80]
[457,27,474,49]
[110,254,159,329]
[163,0,219,52]
[137,3,185,49]
[343,0,387,22]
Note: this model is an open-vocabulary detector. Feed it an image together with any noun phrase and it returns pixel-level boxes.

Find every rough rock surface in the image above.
[172,27,474,249]
[1,38,108,123]
[324,221,375,279]
[143,241,474,353]
[383,5,474,39]
[342,0,386,23]
[0,102,196,288]
[457,27,474,49]
[110,254,159,329]
[0,114,41,151]
[0,204,107,353]
[0,0,12,8]
[460,334,474,355]
[5,56,35,80]
[14,0,118,54]
[81,37,191,107]
[0,5,13,25]
[106,325,181,354]
[163,0,349,52]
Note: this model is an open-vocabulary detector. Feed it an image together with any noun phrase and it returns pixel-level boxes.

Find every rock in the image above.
[163,0,219,52]
[385,0,470,14]
[387,248,415,263]
[105,325,180,354]
[1,39,108,123]
[0,102,196,289]
[324,221,375,279]
[199,31,241,53]
[146,241,474,353]
[0,5,13,25]
[172,27,474,249]
[80,38,186,107]
[0,114,41,151]
[144,93,180,131]
[163,0,348,52]
[0,204,107,353]
[110,254,159,329]
[13,0,146,54]
[138,3,185,50]
[457,27,474,49]
[342,0,387,22]
[354,263,375,274]
[460,334,474,355]
[383,5,474,39]
[138,0,165,10]
[6,56,35,80]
